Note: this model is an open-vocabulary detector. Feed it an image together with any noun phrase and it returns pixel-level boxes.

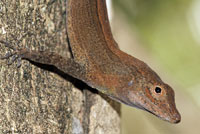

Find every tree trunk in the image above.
[0,0,120,134]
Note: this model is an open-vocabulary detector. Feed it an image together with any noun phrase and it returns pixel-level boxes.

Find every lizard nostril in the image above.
[174,119,181,123]
[172,112,181,124]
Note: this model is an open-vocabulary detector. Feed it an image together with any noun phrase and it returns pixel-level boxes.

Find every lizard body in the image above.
[1,0,181,123]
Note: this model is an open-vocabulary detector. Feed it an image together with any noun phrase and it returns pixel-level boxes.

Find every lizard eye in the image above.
[155,87,162,94]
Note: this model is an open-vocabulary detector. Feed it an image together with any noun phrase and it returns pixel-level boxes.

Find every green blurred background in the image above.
[109,0,200,133]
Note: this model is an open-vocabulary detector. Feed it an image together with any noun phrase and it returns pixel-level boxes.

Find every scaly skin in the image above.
[1,0,181,123]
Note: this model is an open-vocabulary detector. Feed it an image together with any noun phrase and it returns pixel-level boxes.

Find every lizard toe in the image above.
[0,40,23,67]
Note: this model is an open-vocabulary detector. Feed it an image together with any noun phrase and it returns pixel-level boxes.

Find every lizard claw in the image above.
[0,40,16,50]
[17,58,22,68]
[1,51,13,59]
[7,54,18,65]
[0,41,22,67]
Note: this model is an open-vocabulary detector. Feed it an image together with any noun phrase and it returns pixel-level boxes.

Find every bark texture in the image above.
[0,0,120,134]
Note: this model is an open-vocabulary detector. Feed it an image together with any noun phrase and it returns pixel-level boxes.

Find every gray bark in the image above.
[0,0,120,134]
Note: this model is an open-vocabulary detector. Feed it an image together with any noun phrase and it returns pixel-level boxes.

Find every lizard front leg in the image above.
[0,41,87,81]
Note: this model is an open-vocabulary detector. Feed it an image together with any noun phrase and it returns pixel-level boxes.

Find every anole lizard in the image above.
[0,0,181,123]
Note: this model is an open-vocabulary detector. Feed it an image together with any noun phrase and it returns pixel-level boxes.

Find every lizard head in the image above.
[115,60,181,123]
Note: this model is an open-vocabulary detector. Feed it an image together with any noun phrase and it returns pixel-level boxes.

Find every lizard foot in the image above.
[0,41,22,68]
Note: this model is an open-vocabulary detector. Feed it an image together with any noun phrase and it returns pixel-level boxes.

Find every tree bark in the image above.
[0,0,120,134]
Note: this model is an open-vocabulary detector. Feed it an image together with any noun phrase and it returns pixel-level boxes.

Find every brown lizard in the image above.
[0,0,181,123]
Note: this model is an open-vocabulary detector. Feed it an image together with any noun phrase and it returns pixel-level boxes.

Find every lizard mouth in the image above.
[108,93,181,123]
[125,98,181,124]
[141,106,181,124]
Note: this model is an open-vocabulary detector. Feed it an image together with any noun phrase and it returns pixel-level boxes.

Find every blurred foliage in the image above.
[112,1,200,134]
[113,0,200,89]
